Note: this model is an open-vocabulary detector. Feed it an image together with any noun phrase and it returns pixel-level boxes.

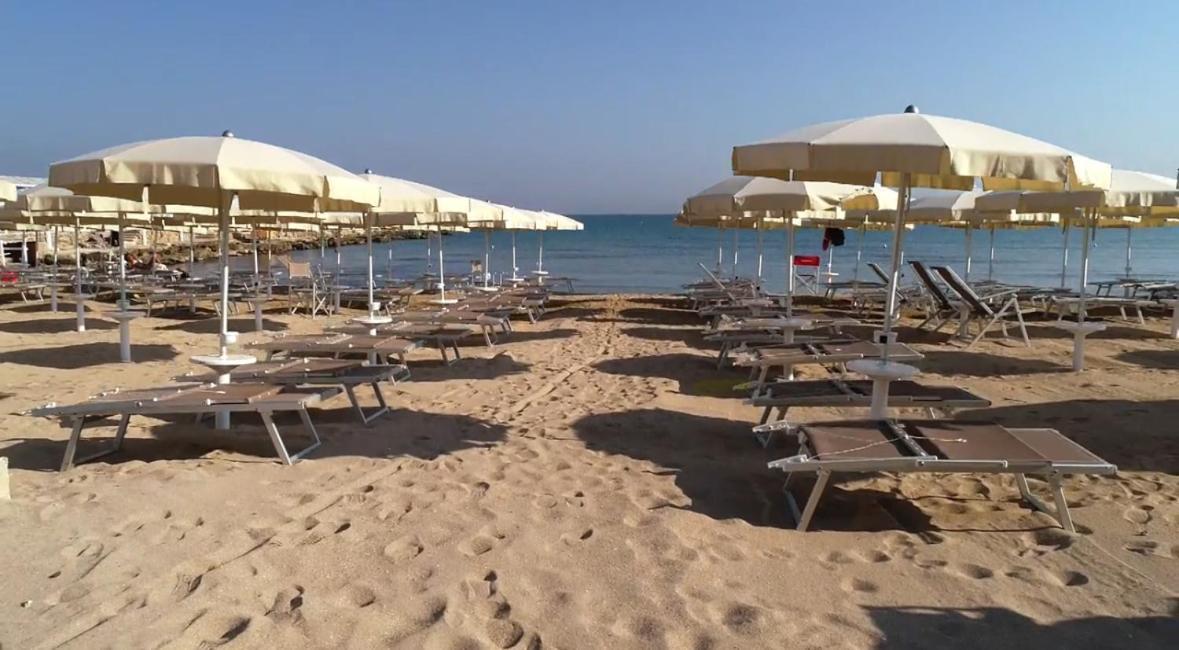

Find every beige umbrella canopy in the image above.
[733,110,1111,191]
[48,133,379,374]
[49,133,378,211]
[733,106,1113,414]
[0,179,16,203]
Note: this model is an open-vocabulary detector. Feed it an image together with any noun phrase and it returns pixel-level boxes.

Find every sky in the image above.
[3,1,1177,213]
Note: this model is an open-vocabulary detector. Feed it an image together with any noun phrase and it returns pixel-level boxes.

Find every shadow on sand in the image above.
[964,399,1179,473]
[0,317,117,334]
[0,342,178,369]
[7,408,507,471]
[570,408,932,531]
[593,352,747,397]
[1116,349,1179,370]
[155,316,291,334]
[408,353,531,382]
[866,606,1177,650]
[918,350,1069,377]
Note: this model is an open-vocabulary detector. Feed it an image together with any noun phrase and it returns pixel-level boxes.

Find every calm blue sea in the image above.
[231,215,1179,294]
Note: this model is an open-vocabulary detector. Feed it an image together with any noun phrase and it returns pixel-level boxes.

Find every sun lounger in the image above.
[1047,295,1152,325]
[706,315,862,366]
[733,340,924,392]
[768,419,1116,531]
[908,261,960,332]
[31,383,338,470]
[178,358,408,425]
[747,379,990,446]
[933,265,1030,348]
[249,333,427,364]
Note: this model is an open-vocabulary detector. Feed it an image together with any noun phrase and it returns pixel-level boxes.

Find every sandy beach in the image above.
[0,294,1176,648]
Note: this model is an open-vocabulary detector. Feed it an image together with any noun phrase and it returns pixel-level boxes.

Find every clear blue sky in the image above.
[3,1,1176,213]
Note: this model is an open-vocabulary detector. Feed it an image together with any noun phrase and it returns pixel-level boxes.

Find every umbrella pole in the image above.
[437,225,448,302]
[853,220,866,285]
[50,225,59,312]
[785,213,796,318]
[988,225,996,282]
[217,194,233,358]
[1124,227,1133,279]
[484,230,491,288]
[334,227,342,312]
[732,227,739,278]
[366,218,376,316]
[880,175,912,350]
[511,230,518,280]
[963,222,972,283]
[1063,208,1105,372]
[74,220,86,332]
[537,230,544,274]
[426,230,433,275]
[188,225,196,276]
[319,227,325,264]
[715,224,723,276]
[755,216,764,283]
[250,231,264,333]
[20,232,28,266]
[1060,220,1070,288]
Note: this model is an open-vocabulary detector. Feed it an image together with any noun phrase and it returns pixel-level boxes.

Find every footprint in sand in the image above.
[1017,528,1076,557]
[1123,506,1152,525]
[841,577,880,594]
[383,535,424,562]
[948,563,995,580]
[1124,540,1177,559]
[1050,570,1089,587]
[560,527,594,545]
[338,584,377,608]
[853,549,892,563]
[459,535,497,557]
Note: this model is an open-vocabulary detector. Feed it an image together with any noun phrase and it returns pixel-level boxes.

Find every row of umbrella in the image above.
[1,133,582,377]
[682,106,1177,417]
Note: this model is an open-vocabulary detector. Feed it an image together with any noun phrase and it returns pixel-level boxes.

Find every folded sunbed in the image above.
[31,383,338,470]
[732,340,924,392]
[769,419,1116,531]
[179,358,407,424]
[747,379,990,446]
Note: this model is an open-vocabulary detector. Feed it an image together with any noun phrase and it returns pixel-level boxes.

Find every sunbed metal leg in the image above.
[61,413,131,471]
[61,417,87,472]
[260,411,295,465]
[1013,302,1030,346]
[343,383,390,425]
[1015,473,1075,533]
[795,470,830,532]
[1048,475,1075,532]
[291,408,323,462]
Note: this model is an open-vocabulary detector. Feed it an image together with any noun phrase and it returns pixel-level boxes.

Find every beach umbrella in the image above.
[685,178,895,317]
[976,169,1177,369]
[6,185,154,349]
[50,132,377,429]
[531,211,583,279]
[0,179,16,203]
[684,177,880,282]
[465,205,541,288]
[734,107,1111,416]
[356,172,499,307]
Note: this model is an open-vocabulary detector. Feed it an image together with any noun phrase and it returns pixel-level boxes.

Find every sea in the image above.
[199,215,1179,294]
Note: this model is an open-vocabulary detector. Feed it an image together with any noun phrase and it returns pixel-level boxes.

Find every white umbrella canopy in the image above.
[49,133,378,211]
[0,179,16,203]
[684,176,889,215]
[733,111,1112,191]
[975,169,1179,216]
[733,106,1113,412]
[48,133,378,378]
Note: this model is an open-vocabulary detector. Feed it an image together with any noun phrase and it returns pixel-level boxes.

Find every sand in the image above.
[0,294,1176,649]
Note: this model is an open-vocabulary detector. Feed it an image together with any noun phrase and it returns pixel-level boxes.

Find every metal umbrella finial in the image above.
[904,105,919,114]
[364,168,374,174]
[221,130,235,138]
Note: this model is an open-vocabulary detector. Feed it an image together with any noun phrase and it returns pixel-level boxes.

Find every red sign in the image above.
[793,255,821,267]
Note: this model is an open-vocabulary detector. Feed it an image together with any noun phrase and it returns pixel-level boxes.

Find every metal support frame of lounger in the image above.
[1048,295,1150,325]
[181,359,408,426]
[707,316,861,367]
[733,340,925,395]
[747,379,990,446]
[31,384,336,470]
[250,334,423,367]
[933,265,1030,348]
[768,420,1116,532]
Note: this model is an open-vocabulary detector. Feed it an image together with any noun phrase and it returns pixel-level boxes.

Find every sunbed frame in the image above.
[31,384,337,470]
[769,419,1116,531]
[179,358,407,425]
[747,379,990,446]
